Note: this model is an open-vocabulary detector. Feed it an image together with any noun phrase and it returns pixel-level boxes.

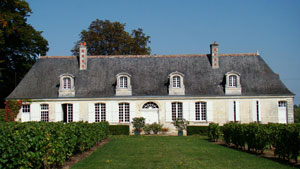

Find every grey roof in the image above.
[7,54,294,99]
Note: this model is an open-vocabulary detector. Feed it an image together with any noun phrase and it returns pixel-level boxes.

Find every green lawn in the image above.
[72,136,294,169]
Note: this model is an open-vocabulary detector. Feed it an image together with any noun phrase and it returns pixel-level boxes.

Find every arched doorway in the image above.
[141,102,159,124]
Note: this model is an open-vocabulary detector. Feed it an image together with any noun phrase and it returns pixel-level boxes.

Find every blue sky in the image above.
[27,0,300,104]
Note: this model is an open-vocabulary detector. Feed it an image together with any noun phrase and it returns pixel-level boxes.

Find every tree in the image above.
[294,104,300,123]
[0,0,49,108]
[71,19,151,56]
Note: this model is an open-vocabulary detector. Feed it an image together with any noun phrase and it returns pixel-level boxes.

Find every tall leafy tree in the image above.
[0,0,49,107]
[71,19,151,56]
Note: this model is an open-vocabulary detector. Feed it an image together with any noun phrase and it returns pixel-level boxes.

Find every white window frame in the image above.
[120,76,128,88]
[229,75,237,87]
[67,104,73,122]
[63,77,71,89]
[142,102,159,109]
[168,72,185,95]
[172,102,183,121]
[172,76,181,88]
[119,103,130,122]
[95,103,106,122]
[195,102,207,121]
[22,104,30,113]
[278,101,287,107]
[41,104,49,122]
[59,74,75,97]
[116,73,132,96]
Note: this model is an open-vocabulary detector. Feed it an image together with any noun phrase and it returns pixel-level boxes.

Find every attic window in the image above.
[168,72,185,95]
[229,75,237,87]
[225,71,241,95]
[172,76,181,88]
[116,73,132,96]
[59,74,75,97]
[63,77,71,89]
[120,76,128,88]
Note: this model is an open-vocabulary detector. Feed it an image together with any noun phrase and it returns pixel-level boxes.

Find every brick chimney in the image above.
[79,42,87,70]
[210,41,219,69]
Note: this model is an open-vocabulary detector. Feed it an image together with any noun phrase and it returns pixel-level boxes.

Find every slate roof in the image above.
[7,53,294,99]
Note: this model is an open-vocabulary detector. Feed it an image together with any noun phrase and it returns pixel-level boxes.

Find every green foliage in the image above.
[0,0,49,108]
[131,117,145,132]
[187,126,209,136]
[0,121,109,168]
[71,19,151,56]
[150,122,163,134]
[109,125,129,135]
[294,104,300,123]
[208,123,221,142]
[0,109,4,122]
[4,100,22,121]
[172,118,189,131]
[143,124,152,135]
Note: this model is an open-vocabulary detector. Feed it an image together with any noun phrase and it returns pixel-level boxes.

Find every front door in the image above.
[141,102,159,124]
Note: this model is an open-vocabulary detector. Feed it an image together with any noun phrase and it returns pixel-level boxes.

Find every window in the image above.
[172,102,183,120]
[120,76,128,88]
[172,76,181,88]
[63,77,71,89]
[195,102,206,121]
[22,104,30,113]
[67,104,73,122]
[278,101,287,107]
[229,75,237,87]
[41,104,49,122]
[119,103,130,122]
[95,103,106,122]
[142,102,159,109]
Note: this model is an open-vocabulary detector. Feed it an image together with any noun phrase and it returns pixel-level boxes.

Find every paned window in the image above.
[95,103,106,122]
[229,75,237,87]
[41,104,49,122]
[67,104,73,122]
[120,76,128,88]
[172,76,181,88]
[142,102,159,109]
[119,103,130,122]
[63,77,71,89]
[195,102,206,121]
[22,104,30,113]
[278,101,287,107]
[172,102,183,120]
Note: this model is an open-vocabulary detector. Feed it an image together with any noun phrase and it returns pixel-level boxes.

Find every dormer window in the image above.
[169,72,185,95]
[59,74,75,97]
[229,75,237,87]
[225,71,241,95]
[116,73,132,96]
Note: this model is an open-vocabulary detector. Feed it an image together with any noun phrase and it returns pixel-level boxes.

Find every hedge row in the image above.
[215,122,300,163]
[187,126,209,136]
[109,125,129,135]
[0,121,109,169]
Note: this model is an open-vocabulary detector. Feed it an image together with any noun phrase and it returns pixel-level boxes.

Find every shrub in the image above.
[109,125,129,135]
[4,100,22,122]
[208,123,221,142]
[0,109,4,122]
[150,122,163,134]
[172,118,189,131]
[187,126,209,136]
[143,124,152,135]
[131,117,145,132]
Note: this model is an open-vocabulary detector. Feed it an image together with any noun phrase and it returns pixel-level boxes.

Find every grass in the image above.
[72,136,295,169]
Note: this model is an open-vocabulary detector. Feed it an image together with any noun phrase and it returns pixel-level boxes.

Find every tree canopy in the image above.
[0,0,49,107]
[71,19,151,56]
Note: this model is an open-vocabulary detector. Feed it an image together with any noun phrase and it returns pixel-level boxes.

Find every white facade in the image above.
[17,96,294,135]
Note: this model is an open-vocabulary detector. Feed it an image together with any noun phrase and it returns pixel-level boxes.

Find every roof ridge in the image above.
[39,53,258,59]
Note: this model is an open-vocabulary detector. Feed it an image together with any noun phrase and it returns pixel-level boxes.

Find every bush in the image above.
[143,124,152,135]
[109,125,129,135]
[187,126,209,136]
[131,117,145,132]
[150,122,163,134]
[0,121,109,168]
[208,123,221,142]
[172,118,189,131]
[0,109,4,122]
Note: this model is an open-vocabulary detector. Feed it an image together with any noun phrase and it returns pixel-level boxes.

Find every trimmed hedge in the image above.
[187,126,208,136]
[208,123,221,142]
[109,125,129,135]
[0,121,109,168]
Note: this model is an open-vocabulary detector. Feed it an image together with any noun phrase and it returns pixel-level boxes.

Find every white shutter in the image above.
[182,101,189,120]
[258,101,262,121]
[278,107,287,123]
[106,102,112,122]
[129,102,136,122]
[236,101,240,121]
[165,101,172,122]
[207,101,213,122]
[31,103,40,121]
[190,102,195,121]
[228,101,234,121]
[88,103,95,123]
[55,103,63,122]
[252,100,257,122]
[73,103,79,122]
[112,102,119,123]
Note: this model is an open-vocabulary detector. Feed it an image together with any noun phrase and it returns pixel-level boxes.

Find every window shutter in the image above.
[190,102,195,121]
[31,103,40,121]
[112,102,119,123]
[165,101,172,122]
[55,103,63,122]
[88,103,95,123]
[182,101,189,120]
[236,101,240,121]
[106,102,111,122]
[207,101,213,122]
[129,102,135,122]
[73,103,79,122]
[228,101,234,121]
[258,101,262,121]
